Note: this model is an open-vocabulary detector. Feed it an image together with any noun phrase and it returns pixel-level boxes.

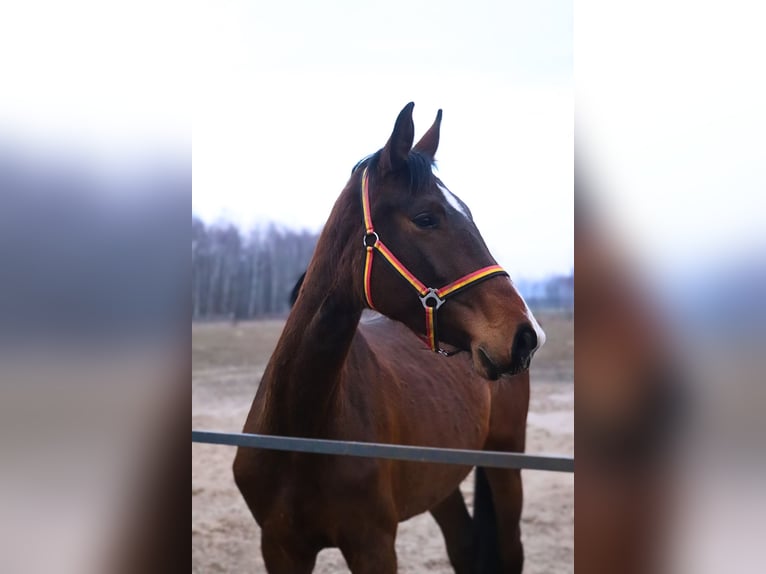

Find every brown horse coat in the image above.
[234,103,541,573]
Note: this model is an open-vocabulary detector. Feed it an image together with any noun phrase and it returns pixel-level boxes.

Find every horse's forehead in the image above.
[435,182,471,220]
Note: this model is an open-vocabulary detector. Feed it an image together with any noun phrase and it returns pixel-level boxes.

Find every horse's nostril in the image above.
[512,324,538,364]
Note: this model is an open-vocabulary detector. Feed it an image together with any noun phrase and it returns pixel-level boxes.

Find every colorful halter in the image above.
[360,167,509,354]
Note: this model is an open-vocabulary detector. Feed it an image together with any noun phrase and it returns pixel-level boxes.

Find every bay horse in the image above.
[233,103,545,573]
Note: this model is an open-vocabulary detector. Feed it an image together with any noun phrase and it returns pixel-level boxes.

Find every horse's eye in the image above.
[412,213,438,229]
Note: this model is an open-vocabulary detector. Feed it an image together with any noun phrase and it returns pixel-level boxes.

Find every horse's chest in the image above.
[251,453,387,538]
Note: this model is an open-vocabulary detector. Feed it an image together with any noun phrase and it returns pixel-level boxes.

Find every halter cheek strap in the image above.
[360,167,508,354]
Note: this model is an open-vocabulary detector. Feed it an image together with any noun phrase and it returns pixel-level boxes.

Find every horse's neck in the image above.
[260,206,365,435]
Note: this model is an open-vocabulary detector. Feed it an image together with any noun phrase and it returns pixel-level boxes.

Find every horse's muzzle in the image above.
[473,323,539,380]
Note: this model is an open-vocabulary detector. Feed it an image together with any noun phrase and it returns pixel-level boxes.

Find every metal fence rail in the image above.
[192,430,574,473]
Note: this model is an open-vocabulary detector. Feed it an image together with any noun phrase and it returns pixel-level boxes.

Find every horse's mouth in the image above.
[500,362,532,379]
[507,353,533,377]
[476,346,532,380]
[482,348,503,380]
[505,360,532,378]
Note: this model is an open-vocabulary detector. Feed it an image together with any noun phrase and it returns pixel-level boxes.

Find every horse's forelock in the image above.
[404,150,436,195]
[352,150,436,196]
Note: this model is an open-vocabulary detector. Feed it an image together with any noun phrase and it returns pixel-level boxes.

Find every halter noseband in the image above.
[360,167,508,355]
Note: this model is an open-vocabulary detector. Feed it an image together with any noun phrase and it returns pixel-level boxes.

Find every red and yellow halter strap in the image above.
[360,167,508,354]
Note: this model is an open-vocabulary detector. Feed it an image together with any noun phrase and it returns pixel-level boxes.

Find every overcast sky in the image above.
[191,1,573,280]
[0,1,572,281]
[576,1,766,280]
[3,2,762,283]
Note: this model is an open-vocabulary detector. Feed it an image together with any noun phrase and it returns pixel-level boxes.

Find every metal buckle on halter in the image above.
[363,231,379,248]
[419,288,445,309]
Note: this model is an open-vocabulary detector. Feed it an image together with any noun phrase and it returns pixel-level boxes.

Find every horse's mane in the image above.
[289,272,306,307]
[289,269,383,323]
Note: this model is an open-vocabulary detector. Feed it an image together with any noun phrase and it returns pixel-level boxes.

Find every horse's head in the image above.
[351,102,545,380]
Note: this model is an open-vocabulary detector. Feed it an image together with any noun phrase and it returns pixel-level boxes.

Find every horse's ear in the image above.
[379,102,415,174]
[413,109,442,158]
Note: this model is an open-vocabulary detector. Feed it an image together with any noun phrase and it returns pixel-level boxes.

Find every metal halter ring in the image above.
[363,231,379,248]
[419,288,445,309]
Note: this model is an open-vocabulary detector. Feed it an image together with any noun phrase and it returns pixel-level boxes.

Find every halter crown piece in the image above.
[360,167,508,355]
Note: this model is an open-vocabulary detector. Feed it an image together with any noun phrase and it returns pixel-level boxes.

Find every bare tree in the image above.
[191,218,319,321]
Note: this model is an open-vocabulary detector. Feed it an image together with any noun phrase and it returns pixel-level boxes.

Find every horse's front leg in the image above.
[481,467,525,573]
[261,527,319,574]
[338,525,398,574]
[481,372,529,572]
[430,487,474,574]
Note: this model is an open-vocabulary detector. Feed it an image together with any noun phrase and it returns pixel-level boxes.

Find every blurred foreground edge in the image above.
[574,167,687,574]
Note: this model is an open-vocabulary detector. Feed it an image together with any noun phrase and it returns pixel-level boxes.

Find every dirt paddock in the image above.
[192,312,573,573]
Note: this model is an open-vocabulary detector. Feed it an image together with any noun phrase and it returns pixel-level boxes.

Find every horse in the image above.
[233,102,545,573]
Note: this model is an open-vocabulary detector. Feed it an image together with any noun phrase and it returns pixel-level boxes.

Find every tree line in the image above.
[192,216,574,321]
[192,217,319,320]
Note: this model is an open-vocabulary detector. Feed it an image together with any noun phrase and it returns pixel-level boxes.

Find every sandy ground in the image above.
[192,314,573,573]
